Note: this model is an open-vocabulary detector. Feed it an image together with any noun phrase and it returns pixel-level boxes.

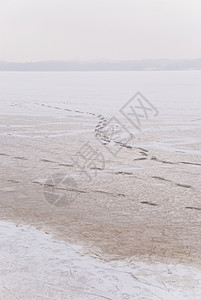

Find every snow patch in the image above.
[0,221,201,299]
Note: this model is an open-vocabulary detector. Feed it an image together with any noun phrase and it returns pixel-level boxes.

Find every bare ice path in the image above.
[0,221,201,300]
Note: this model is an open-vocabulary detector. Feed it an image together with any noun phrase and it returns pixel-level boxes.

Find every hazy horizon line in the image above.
[1,59,201,71]
[1,58,201,63]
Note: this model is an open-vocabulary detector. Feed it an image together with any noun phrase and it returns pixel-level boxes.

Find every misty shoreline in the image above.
[1,59,201,71]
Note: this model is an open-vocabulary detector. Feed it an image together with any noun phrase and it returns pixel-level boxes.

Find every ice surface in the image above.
[0,221,201,300]
[1,71,201,299]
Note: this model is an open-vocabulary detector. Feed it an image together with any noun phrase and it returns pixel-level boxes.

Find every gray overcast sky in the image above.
[0,0,201,62]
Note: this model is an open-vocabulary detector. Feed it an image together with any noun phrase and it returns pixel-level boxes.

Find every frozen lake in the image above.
[0,71,201,119]
[0,71,201,299]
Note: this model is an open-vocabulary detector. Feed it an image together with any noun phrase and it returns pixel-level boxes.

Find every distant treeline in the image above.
[0,59,201,71]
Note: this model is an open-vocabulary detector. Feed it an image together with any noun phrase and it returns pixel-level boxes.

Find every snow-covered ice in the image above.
[0,221,201,300]
[1,71,201,299]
